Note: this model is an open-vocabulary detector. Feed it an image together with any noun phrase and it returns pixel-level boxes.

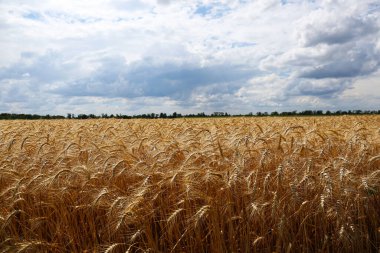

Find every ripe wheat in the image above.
[0,116,379,252]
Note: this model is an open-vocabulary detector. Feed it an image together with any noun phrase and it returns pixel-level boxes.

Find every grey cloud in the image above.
[0,103,10,112]
[50,56,252,99]
[299,61,378,79]
[286,78,352,98]
[0,51,77,83]
[0,50,253,113]
[157,0,171,5]
[260,7,380,83]
[0,78,52,114]
[368,3,380,14]
[298,42,380,79]
[0,80,27,103]
[300,15,378,47]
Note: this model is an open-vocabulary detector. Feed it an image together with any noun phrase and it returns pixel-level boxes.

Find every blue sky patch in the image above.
[22,11,43,21]
[194,3,231,18]
[231,42,256,48]
[194,4,213,17]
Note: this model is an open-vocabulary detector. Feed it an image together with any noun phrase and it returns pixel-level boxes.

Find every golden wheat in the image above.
[0,116,379,252]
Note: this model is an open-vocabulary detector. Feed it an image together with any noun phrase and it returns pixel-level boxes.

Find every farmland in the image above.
[1,116,380,252]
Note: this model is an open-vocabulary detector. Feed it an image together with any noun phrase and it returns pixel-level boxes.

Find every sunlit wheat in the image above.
[0,116,379,252]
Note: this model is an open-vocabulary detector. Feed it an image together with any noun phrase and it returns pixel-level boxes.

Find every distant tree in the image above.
[77,114,88,119]
[212,112,226,117]
[301,110,313,115]
[271,111,279,116]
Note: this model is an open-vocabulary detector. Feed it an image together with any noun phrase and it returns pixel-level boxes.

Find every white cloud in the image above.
[0,0,379,114]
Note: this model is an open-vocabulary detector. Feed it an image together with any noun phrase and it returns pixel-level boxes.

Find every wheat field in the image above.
[0,116,379,252]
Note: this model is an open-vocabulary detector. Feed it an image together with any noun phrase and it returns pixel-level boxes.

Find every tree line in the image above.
[0,113,65,120]
[0,110,379,120]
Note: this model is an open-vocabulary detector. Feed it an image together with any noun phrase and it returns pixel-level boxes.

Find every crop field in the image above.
[0,116,380,252]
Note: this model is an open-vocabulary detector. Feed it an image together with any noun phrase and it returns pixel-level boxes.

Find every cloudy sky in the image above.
[0,0,379,115]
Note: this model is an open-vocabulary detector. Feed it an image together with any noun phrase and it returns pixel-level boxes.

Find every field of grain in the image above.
[0,116,379,252]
